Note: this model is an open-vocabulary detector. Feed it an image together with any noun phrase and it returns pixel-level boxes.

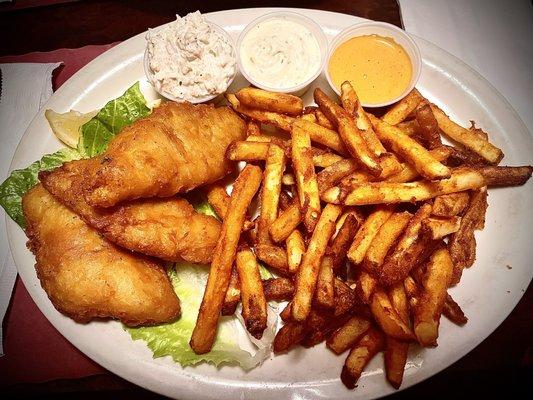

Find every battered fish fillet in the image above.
[39,165,221,264]
[22,185,181,326]
[78,101,244,208]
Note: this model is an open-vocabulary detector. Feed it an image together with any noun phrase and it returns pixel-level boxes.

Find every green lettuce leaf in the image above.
[77,82,150,157]
[0,148,81,228]
[0,83,150,228]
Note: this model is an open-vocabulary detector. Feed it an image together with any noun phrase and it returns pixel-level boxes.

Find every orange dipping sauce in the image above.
[328,35,412,105]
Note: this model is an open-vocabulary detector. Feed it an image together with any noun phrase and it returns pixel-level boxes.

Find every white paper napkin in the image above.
[0,62,61,356]
[398,0,533,133]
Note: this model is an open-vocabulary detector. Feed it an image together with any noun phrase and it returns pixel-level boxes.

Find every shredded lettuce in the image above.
[0,83,149,228]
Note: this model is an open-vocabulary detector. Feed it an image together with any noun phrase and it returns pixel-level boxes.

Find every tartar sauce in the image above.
[239,18,321,90]
[146,11,236,102]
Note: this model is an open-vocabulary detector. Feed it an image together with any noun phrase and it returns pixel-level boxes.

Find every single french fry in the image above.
[257,144,286,245]
[226,140,270,161]
[340,80,358,117]
[385,337,409,389]
[415,101,442,149]
[315,108,336,130]
[286,229,306,273]
[348,205,395,265]
[380,204,433,286]
[422,216,462,240]
[292,204,343,321]
[385,146,452,183]
[369,113,451,180]
[293,118,348,155]
[330,168,485,206]
[302,312,353,348]
[355,271,378,304]
[190,165,262,354]
[280,301,293,322]
[314,88,382,176]
[442,293,468,325]
[262,277,295,302]
[341,328,385,389]
[370,289,414,340]
[382,89,423,125]
[226,93,295,131]
[255,244,290,275]
[269,201,302,243]
[334,278,357,317]
[317,159,359,192]
[279,190,293,210]
[414,247,453,346]
[206,184,230,220]
[292,123,321,232]
[388,282,410,324]
[430,104,504,164]
[235,87,303,115]
[312,152,345,168]
[221,267,241,316]
[448,189,487,285]
[246,120,261,136]
[273,321,307,353]
[236,249,268,339]
[432,192,470,217]
[329,213,360,271]
[474,165,532,187]
[396,119,420,136]
[327,316,371,355]
[362,211,412,275]
[315,255,335,309]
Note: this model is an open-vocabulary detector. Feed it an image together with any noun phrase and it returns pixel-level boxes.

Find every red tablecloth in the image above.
[0,44,118,385]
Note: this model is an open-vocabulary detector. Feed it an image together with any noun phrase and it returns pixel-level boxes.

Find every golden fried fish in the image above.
[58,101,245,208]
[40,164,221,264]
[22,184,181,326]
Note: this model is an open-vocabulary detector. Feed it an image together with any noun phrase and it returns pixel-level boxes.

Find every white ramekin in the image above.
[325,21,422,108]
[236,11,328,97]
[144,22,237,104]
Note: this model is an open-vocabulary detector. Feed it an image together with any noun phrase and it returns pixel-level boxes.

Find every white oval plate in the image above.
[6,7,533,400]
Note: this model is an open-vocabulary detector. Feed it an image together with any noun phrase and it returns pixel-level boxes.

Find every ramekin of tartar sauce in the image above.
[326,22,422,108]
[144,11,237,103]
[237,12,328,96]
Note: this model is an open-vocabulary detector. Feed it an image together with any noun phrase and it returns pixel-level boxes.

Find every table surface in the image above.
[0,0,531,398]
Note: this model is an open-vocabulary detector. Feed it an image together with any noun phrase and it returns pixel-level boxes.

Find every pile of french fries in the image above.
[190,85,532,389]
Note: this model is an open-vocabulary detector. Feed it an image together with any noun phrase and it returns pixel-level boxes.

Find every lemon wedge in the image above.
[45,109,98,148]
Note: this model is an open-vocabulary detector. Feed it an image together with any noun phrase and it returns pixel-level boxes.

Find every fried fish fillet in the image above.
[66,101,245,208]
[22,184,181,326]
[40,164,221,264]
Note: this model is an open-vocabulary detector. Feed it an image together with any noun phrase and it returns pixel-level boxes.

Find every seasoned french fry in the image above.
[329,213,360,271]
[327,316,371,355]
[279,190,293,210]
[235,87,303,115]
[226,140,270,161]
[430,104,504,164]
[432,192,470,217]
[380,204,433,286]
[382,89,423,125]
[312,152,344,168]
[292,204,343,321]
[355,270,378,304]
[236,249,268,339]
[269,201,302,243]
[415,101,441,149]
[257,144,286,245]
[388,282,410,324]
[369,114,451,180]
[474,165,532,187]
[448,189,488,284]
[385,337,409,389]
[422,216,461,240]
[190,165,262,354]
[385,146,452,183]
[442,293,468,325]
[246,120,261,136]
[280,301,293,322]
[396,119,420,136]
[362,212,412,274]
[317,159,359,192]
[340,80,358,117]
[293,119,348,155]
[255,244,290,275]
[286,229,306,273]
[302,312,353,348]
[327,168,485,206]
[273,321,306,353]
[292,123,321,232]
[221,267,240,316]
[315,108,336,130]
[206,184,230,220]
[334,278,357,316]
[414,247,453,346]
[348,205,395,265]
[314,88,382,175]
[301,112,317,122]
[371,289,414,340]
[315,255,335,309]
[341,328,385,389]
[226,93,295,131]
[262,277,295,302]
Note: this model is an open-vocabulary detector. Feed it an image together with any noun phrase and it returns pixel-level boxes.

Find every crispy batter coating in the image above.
[40,164,220,264]
[22,185,181,326]
[72,101,245,207]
